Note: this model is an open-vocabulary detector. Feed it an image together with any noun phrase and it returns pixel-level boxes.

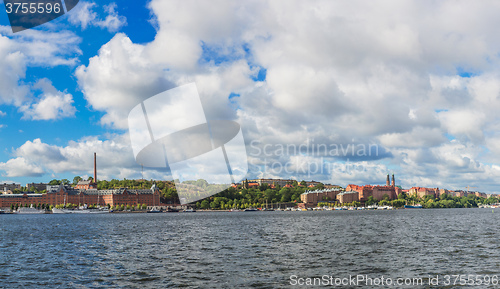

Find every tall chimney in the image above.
[94,152,97,184]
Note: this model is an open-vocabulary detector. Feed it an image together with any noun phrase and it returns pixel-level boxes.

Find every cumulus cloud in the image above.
[96,3,127,32]
[68,1,97,29]
[0,26,81,120]
[19,79,76,120]
[0,135,156,180]
[60,0,500,192]
[68,2,127,32]
[75,34,172,128]
[0,157,45,178]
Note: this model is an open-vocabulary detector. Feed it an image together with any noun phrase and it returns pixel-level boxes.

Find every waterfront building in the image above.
[246,178,291,187]
[300,188,343,207]
[439,189,450,197]
[305,181,322,187]
[337,191,359,204]
[453,190,467,197]
[0,152,162,209]
[1,183,21,193]
[408,187,440,199]
[343,174,402,204]
[324,184,342,189]
[75,180,97,190]
[25,182,48,192]
[245,178,323,188]
[0,183,161,208]
[474,192,487,198]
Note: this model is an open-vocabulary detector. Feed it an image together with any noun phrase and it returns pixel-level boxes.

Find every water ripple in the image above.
[1,209,499,288]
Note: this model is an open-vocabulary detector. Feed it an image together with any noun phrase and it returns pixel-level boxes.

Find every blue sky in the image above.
[0,0,150,183]
[1,1,500,194]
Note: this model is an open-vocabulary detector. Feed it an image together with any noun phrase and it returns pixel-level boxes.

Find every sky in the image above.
[1,0,500,193]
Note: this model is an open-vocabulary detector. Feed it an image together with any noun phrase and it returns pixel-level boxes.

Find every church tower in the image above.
[391,174,395,187]
[386,174,390,186]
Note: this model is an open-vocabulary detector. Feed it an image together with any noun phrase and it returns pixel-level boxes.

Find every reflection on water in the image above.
[1,209,499,288]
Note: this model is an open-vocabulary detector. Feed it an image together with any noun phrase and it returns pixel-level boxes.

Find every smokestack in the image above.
[94,152,97,184]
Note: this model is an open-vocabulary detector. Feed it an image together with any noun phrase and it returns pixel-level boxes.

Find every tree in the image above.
[315,183,325,190]
[280,187,293,202]
[73,176,82,185]
[200,199,210,209]
[48,179,60,185]
[392,199,406,208]
[259,183,270,191]
[61,179,70,185]
[365,196,376,206]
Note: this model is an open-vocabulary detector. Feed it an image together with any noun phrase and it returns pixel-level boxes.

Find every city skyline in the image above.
[1,1,500,194]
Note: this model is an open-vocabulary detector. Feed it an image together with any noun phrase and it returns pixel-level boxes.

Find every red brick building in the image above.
[343,174,403,204]
[0,184,161,208]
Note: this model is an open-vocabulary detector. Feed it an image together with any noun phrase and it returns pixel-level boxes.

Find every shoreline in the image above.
[2,206,497,214]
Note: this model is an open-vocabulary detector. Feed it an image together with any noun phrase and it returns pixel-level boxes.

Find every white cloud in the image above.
[19,79,76,120]
[75,34,171,129]
[0,26,81,119]
[68,2,127,32]
[96,3,127,32]
[68,1,97,29]
[69,0,500,193]
[0,157,45,177]
[438,110,486,142]
[0,135,154,181]
[379,127,447,148]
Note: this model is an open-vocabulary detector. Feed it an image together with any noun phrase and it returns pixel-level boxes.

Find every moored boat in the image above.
[52,207,110,214]
[404,204,423,209]
[147,207,162,213]
[16,207,46,214]
[244,207,258,211]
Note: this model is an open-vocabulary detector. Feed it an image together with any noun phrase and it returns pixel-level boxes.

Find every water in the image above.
[1,209,499,288]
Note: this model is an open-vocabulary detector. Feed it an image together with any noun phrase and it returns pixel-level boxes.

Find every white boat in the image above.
[244,207,258,211]
[52,207,110,214]
[52,203,110,214]
[147,207,162,213]
[16,207,45,214]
